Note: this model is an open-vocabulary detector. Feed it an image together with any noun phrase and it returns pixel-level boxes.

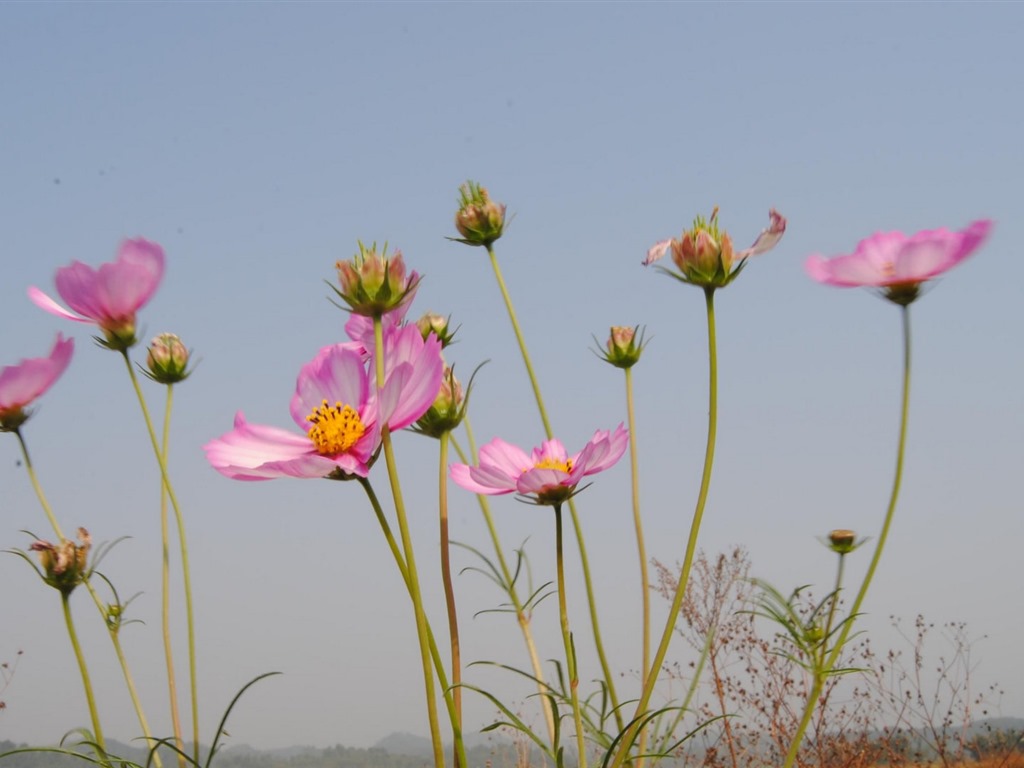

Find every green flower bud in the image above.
[145,333,192,384]
[453,181,506,247]
[333,242,421,318]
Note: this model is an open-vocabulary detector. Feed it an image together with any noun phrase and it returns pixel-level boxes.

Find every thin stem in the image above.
[486,244,622,729]
[160,387,187,768]
[454,425,557,745]
[119,353,199,763]
[358,478,467,768]
[62,593,109,765]
[438,431,463,768]
[555,504,587,768]
[16,429,161,766]
[373,317,445,768]
[14,429,64,540]
[782,304,913,768]
[624,366,650,768]
[610,287,720,768]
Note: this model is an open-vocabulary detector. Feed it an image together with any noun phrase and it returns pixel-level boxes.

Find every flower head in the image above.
[595,325,647,369]
[823,529,863,555]
[29,528,92,596]
[645,208,786,289]
[415,311,457,348]
[805,220,992,306]
[333,242,420,318]
[204,326,442,481]
[450,424,628,506]
[145,333,192,384]
[453,181,506,247]
[28,238,165,350]
[0,334,74,432]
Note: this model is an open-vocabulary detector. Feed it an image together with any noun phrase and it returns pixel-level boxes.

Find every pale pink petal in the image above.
[0,334,75,411]
[27,287,90,323]
[382,331,444,430]
[290,344,369,430]
[478,438,533,478]
[531,439,568,466]
[450,463,515,495]
[517,467,571,495]
[643,239,672,266]
[54,238,164,322]
[576,423,629,475]
[736,208,787,258]
[203,412,339,481]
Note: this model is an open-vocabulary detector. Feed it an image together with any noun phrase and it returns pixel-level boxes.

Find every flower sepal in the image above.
[595,326,648,369]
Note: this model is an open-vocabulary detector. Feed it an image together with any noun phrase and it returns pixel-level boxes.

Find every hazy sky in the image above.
[2,1,1022,753]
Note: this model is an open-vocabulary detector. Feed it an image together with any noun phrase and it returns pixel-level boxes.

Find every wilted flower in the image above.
[453,181,506,247]
[145,333,192,384]
[0,334,74,432]
[596,325,646,369]
[333,242,420,318]
[28,238,165,350]
[204,325,443,480]
[415,312,457,347]
[29,528,92,596]
[805,219,992,306]
[450,424,628,506]
[645,208,786,289]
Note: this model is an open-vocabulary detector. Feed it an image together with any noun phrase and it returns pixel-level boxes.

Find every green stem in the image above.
[372,317,445,768]
[454,424,557,746]
[610,287,719,768]
[119,353,199,763]
[160,386,187,768]
[438,432,463,768]
[624,367,650,768]
[486,244,622,729]
[14,429,64,540]
[555,504,587,768]
[782,304,913,768]
[15,429,161,767]
[62,593,109,765]
[358,478,467,768]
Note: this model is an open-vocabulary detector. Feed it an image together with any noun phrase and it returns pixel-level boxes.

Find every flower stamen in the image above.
[307,399,366,455]
[533,457,572,473]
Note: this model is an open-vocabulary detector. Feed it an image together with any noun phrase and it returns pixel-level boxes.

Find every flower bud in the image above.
[145,333,192,384]
[333,242,420,318]
[453,181,506,247]
[825,528,861,555]
[29,528,91,596]
[595,325,647,369]
[645,207,786,290]
[415,312,457,347]
[413,366,466,438]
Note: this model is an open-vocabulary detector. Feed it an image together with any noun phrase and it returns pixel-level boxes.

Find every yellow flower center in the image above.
[532,457,572,473]
[306,400,366,455]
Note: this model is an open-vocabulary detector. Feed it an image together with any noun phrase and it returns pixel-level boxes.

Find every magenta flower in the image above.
[204,326,443,481]
[0,334,74,432]
[450,424,629,506]
[805,219,992,305]
[28,238,165,349]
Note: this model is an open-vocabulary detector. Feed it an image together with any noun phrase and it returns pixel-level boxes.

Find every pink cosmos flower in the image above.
[805,220,992,303]
[28,238,165,348]
[0,334,74,431]
[204,325,443,480]
[450,424,629,506]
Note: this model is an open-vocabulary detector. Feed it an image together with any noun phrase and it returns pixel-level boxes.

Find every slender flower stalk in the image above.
[554,503,587,768]
[623,365,651,766]
[119,352,200,763]
[782,305,913,768]
[610,287,720,768]
[61,594,109,765]
[452,423,556,745]
[437,430,463,768]
[372,316,445,768]
[484,242,624,729]
[357,478,467,768]
[160,386,188,768]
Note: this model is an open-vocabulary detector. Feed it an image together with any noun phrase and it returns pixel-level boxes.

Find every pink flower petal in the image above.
[0,334,75,412]
[643,239,672,266]
[27,286,90,323]
[203,412,338,481]
[289,343,369,431]
[736,208,787,258]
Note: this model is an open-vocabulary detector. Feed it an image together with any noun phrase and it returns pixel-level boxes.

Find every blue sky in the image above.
[2,1,1022,752]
